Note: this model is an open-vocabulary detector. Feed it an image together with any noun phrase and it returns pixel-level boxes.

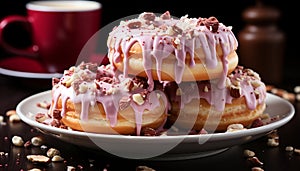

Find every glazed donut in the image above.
[49,62,168,135]
[107,11,238,85]
[164,66,267,132]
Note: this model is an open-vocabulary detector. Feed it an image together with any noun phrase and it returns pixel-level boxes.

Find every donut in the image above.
[164,66,267,132]
[49,62,168,135]
[107,11,238,87]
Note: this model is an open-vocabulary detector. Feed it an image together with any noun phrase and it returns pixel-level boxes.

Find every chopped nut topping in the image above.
[172,25,183,35]
[37,101,51,109]
[176,88,182,96]
[226,123,245,132]
[128,21,142,29]
[203,86,209,92]
[141,12,156,21]
[78,82,88,93]
[35,113,47,123]
[52,109,62,120]
[132,76,148,89]
[230,85,241,98]
[197,17,219,33]
[142,127,157,136]
[132,93,145,105]
[52,77,60,86]
[125,80,134,91]
[160,11,171,20]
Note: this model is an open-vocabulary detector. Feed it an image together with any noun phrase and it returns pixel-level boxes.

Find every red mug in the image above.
[0,0,102,73]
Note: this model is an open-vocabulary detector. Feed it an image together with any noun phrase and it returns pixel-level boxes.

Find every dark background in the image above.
[0,0,297,87]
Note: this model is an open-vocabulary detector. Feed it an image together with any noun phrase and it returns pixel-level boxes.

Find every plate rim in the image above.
[16,90,295,142]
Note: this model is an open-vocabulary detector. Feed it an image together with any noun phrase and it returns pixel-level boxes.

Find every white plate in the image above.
[16,90,295,160]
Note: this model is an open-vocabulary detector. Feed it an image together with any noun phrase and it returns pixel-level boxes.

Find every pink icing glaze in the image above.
[107,12,238,90]
[165,66,267,112]
[50,63,167,135]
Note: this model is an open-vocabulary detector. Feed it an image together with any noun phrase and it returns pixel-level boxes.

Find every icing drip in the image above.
[107,12,238,89]
[165,66,266,112]
[51,63,167,135]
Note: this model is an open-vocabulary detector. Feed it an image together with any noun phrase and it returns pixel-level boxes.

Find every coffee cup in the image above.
[0,0,102,73]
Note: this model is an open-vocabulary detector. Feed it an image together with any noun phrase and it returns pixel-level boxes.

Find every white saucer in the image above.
[16,91,295,160]
[0,67,62,79]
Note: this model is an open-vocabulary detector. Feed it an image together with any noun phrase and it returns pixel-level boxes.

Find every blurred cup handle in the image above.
[0,15,38,57]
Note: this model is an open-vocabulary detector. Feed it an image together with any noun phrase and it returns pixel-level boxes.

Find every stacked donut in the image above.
[107,11,267,132]
[49,63,168,135]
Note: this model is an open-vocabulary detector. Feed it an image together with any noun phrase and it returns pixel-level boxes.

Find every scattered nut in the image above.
[6,109,16,116]
[27,154,50,163]
[67,166,76,171]
[47,148,60,158]
[244,149,255,158]
[0,116,4,123]
[285,146,294,152]
[267,138,279,147]
[12,135,24,147]
[40,145,48,150]
[51,155,64,162]
[294,148,300,155]
[31,136,43,147]
[252,167,264,171]
[136,165,156,171]
[28,168,42,171]
[9,114,21,123]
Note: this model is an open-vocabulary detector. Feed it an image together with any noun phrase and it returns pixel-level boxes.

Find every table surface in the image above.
[1,75,300,171]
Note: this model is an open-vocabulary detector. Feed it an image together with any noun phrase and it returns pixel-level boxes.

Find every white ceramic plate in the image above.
[16,90,295,160]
